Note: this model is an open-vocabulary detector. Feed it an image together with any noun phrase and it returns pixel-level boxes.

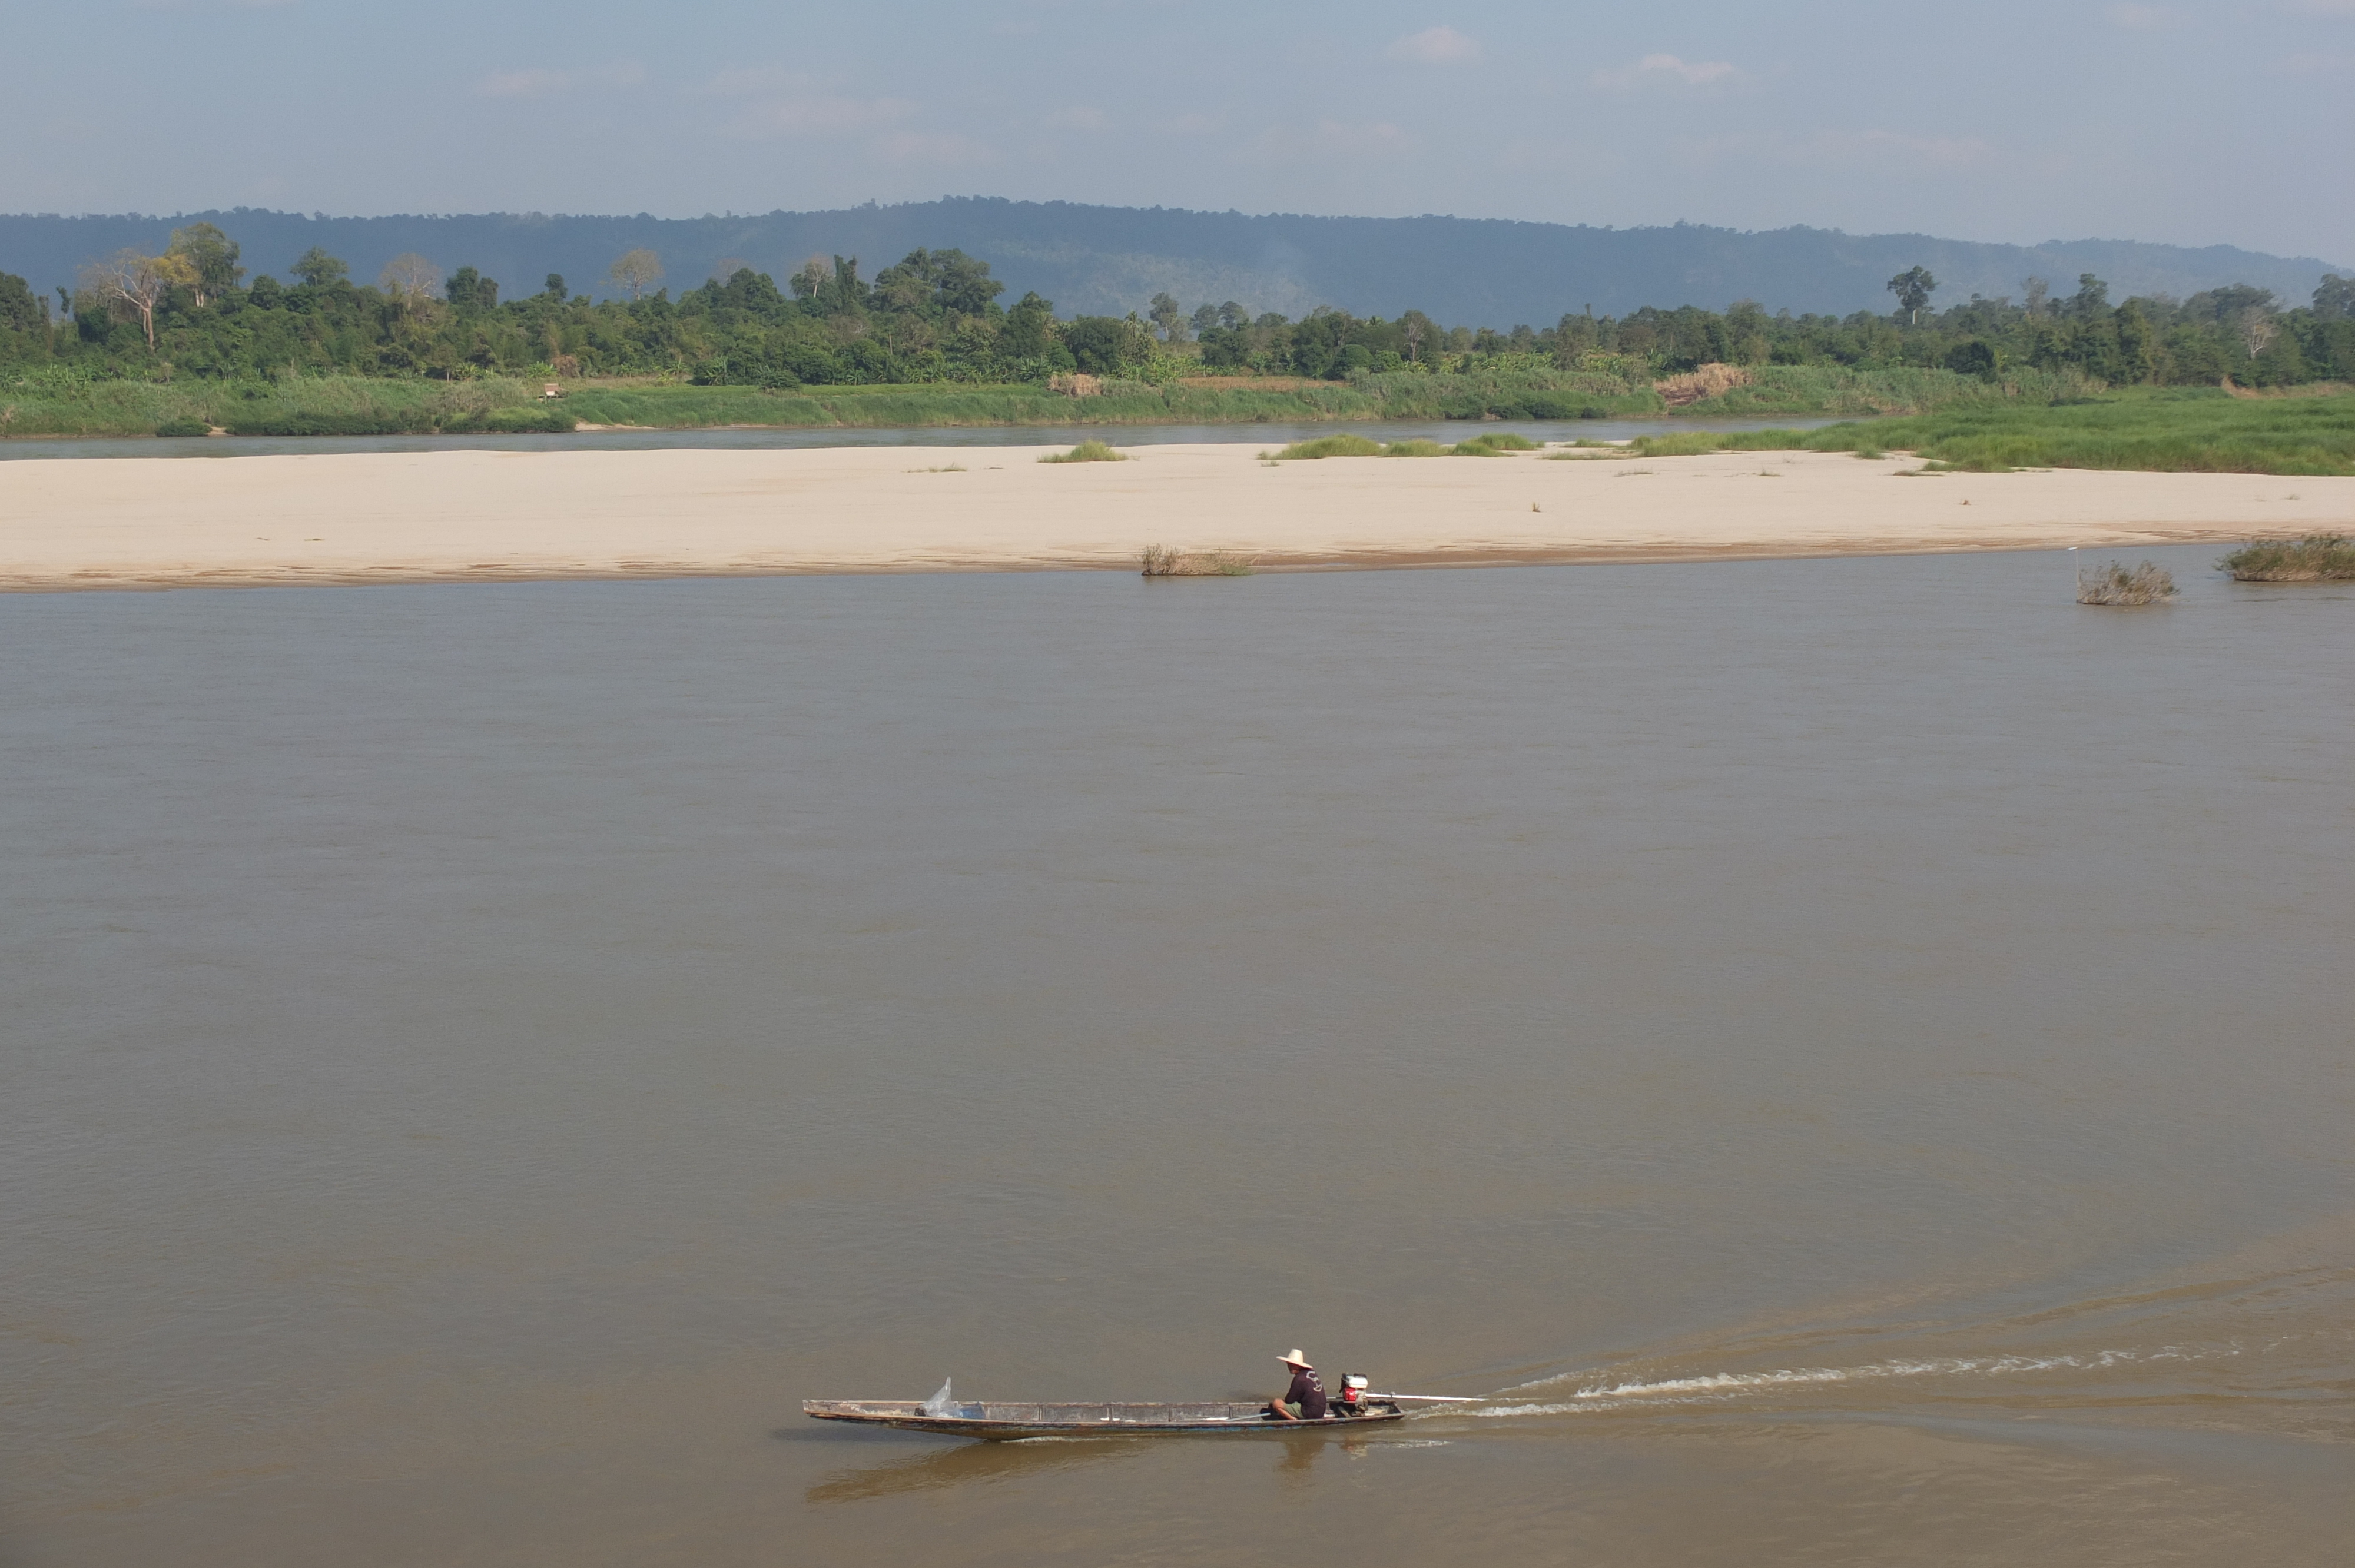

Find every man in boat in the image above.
[1268,1349,1328,1421]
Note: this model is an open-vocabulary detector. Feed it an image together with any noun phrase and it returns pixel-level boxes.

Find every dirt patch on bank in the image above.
[1654,363,1752,408]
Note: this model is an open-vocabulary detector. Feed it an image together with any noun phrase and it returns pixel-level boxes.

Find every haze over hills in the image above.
[4,198,2344,324]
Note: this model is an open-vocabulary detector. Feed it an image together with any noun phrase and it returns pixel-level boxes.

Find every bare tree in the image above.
[2022,275,2051,317]
[1401,309,1434,363]
[2237,305,2278,360]
[609,248,665,301]
[379,253,442,305]
[79,250,183,350]
[791,255,833,300]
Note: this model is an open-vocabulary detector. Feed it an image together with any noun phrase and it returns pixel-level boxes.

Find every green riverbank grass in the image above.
[559,378,1395,430]
[1676,364,2095,417]
[1621,388,2355,476]
[2,363,2090,441]
[0,373,1395,438]
[12,367,2315,467]
[0,373,575,437]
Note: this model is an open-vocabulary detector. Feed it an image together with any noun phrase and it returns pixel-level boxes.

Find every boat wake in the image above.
[1478,1345,2223,1417]
[1460,1233,2355,1434]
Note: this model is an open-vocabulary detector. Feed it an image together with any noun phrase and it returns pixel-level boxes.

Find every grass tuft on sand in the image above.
[2077,560,2177,606]
[1040,440,1128,464]
[2218,533,2355,580]
[1453,431,1543,453]
[1278,430,1547,460]
[1271,434,1386,459]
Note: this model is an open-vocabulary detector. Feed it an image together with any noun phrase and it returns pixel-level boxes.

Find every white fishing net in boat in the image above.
[920,1378,955,1416]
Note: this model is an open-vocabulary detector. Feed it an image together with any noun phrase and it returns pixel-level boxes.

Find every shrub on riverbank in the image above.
[2219,534,2355,580]
[1140,544,1253,576]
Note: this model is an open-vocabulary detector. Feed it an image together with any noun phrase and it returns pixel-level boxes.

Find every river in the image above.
[2,544,2347,1564]
[0,415,1833,462]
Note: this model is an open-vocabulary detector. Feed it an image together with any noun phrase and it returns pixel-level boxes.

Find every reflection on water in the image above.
[800,1433,1149,1504]
[1272,1433,1372,1486]
[800,1426,1393,1505]
[2,543,2349,1566]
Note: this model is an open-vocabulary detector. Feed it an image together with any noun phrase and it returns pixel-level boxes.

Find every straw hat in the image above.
[1278,1348,1313,1368]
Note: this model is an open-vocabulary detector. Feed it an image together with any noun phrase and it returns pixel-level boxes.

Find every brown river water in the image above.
[3,545,2349,1566]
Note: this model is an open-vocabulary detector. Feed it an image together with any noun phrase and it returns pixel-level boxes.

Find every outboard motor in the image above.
[1338,1374,1369,1413]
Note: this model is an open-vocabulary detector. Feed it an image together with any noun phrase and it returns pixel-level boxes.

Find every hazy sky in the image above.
[5,0,2349,263]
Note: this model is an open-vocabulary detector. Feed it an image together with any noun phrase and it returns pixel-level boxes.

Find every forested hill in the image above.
[2,201,2342,325]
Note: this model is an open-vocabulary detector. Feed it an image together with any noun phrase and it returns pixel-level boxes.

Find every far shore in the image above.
[1,443,2344,593]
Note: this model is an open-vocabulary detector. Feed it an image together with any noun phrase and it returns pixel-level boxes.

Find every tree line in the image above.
[3,223,2349,391]
[1176,270,2351,388]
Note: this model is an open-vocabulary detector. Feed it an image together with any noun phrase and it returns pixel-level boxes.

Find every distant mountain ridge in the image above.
[3,199,2343,324]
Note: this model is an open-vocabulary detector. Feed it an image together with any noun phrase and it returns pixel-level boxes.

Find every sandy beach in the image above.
[1,442,2344,590]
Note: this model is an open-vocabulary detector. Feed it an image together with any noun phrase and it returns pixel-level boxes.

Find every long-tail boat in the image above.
[802,1396,1411,1440]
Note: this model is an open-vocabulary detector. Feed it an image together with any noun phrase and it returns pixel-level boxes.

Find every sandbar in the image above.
[1,443,2345,591]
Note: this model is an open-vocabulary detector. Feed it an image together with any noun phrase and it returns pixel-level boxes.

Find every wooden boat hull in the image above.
[802,1398,1409,1440]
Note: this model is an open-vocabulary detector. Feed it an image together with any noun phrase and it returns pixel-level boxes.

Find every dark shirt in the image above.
[1284,1367,1328,1419]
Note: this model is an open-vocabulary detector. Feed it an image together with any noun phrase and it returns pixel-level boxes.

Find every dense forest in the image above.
[3,222,2350,394]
